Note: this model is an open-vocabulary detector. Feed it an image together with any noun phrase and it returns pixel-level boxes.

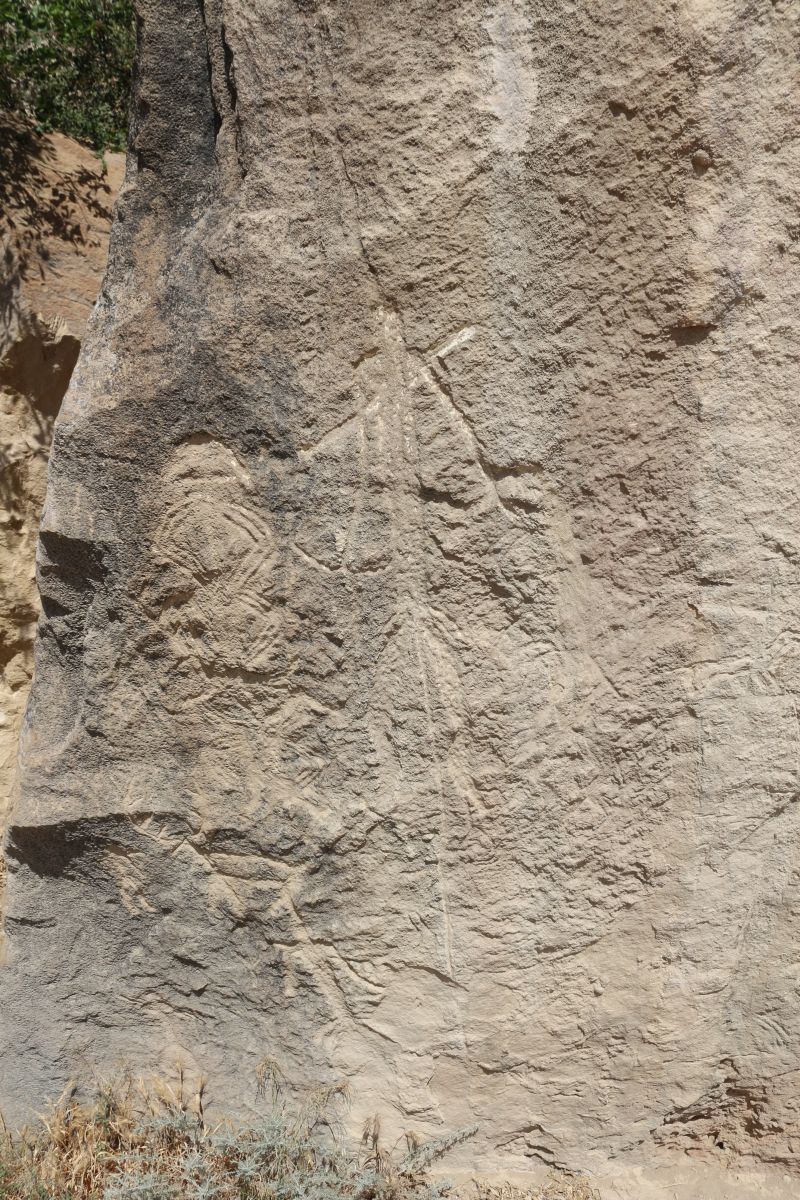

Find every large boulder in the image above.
[0,116,123,838]
[2,1,799,1193]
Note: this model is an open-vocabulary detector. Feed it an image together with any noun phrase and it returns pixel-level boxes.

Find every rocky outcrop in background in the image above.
[0,116,123,835]
[2,2,800,1196]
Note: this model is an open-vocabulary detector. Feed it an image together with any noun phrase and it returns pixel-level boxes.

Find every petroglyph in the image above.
[3,3,800,1195]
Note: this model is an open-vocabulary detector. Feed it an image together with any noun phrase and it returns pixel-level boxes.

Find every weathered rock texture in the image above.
[0,116,123,834]
[2,1,800,1193]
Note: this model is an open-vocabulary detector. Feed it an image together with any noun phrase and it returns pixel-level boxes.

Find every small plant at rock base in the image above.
[473,1178,600,1200]
[0,1064,484,1200]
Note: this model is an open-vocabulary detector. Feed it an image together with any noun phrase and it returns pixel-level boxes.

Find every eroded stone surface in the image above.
[2,0,800,1191]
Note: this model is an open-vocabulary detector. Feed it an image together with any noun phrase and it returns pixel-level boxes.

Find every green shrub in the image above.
[0,0,135,151]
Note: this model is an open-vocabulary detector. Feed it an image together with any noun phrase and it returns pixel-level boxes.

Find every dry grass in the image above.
[0,1065,455,1200]
[0,1066,599,1200]
[473,1178,600,1200]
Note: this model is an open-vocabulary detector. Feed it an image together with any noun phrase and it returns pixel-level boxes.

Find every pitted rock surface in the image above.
[2,1,800,1192]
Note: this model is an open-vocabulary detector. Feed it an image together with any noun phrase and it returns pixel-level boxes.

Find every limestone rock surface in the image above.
[2,2,800,1194]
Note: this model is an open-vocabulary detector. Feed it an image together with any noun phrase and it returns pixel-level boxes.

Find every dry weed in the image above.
[474,1175,600,1200]
[0,1066,482,1200]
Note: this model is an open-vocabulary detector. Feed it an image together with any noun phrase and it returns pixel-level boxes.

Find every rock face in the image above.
[2,0,800,1191]
[0,117,123,836]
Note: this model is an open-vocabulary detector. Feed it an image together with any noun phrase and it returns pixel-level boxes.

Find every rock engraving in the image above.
[2,1,800,1193]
